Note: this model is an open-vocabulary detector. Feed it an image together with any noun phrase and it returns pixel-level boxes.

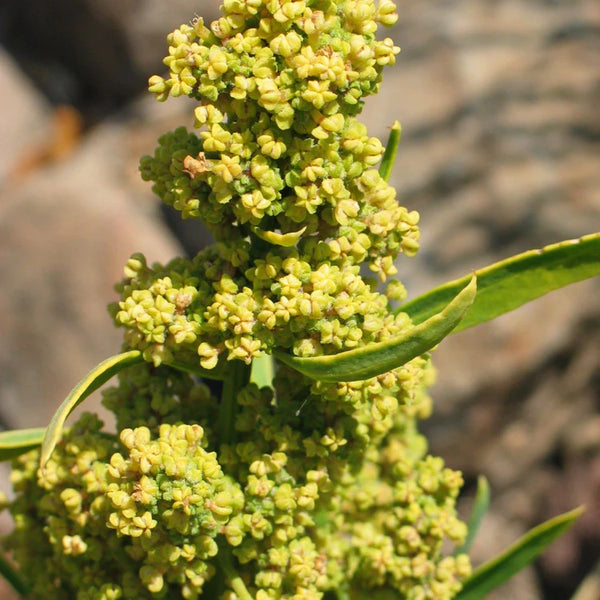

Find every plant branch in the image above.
[217,547,254,600]
[218,360,251,447]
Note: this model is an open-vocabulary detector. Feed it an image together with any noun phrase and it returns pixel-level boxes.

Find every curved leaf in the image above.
[40,350,144,469]
[456,506,583,600]
[455,476,491,555]
[275,276,476,382]
[0,427,45,461]
[398,233,600,332]
[253,226,307,247]
[379,120,401,182]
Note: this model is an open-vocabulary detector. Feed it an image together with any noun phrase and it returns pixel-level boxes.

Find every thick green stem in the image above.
[218,360,251,447]
[217,547,254,600]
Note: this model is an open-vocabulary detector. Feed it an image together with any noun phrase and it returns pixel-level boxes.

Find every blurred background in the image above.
[0,1,599,598]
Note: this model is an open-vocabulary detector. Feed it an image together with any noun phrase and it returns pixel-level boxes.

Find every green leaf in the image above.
[274,276,476,382]
[379,120,401,182]
[250,353,275,388]
[455,476,491,555]
[0,427,45,461]
[0,552,29,597]
[456,506,584,600]
[398,233,600,332]
[40,350,144,469]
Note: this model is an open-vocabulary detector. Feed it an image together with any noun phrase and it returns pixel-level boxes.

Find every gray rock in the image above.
[0,48,52,186]
[0,108,182,429]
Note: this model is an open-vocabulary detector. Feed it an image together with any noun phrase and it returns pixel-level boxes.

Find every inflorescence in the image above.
[3,1,471,598]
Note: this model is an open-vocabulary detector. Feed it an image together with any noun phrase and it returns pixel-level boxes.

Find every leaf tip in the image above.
[456,273,478,314]
[468,272,478,291]
[568,505,586,519]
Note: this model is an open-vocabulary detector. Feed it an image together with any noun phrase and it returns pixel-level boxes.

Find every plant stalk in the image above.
[217,547,254,600]
[218,360,251,447]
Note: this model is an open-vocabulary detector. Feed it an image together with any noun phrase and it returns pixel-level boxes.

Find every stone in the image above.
[0,110,182,429]
[0,48,52,185]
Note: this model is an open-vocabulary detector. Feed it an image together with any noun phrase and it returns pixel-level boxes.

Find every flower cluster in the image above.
[139,0,419,273]
[110,247,417,369]
[6,415,131,600]
[5,355,463,600]
[3,1,473,598]
[6,413,242,599]
[124,0,421,373]
[340,447,471,598]
[105,423,244,597]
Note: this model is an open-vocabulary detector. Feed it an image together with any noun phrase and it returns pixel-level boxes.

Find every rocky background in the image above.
[0,1,599,598]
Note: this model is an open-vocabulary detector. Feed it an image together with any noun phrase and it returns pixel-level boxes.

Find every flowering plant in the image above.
[1,1,598,599]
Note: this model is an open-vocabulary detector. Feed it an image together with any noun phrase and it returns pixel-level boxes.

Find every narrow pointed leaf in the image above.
[40,350,144,469]
[0,552,29,596]
[0,427,45,461]
[398,233,600,332]
[379,120,401,181]
[455,476,491,555]
[275,276,476,382]
[456,506,583,600]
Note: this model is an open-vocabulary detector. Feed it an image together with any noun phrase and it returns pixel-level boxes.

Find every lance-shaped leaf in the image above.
[275,276,476,382]
[455,476,491,555]
[398,233,600,332]
[456,506,583,600]
[379,120,401,182]
[40,350,144,469]
[0,427,45,461]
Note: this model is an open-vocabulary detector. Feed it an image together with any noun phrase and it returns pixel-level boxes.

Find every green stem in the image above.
[217,547,254,600]
[218,360,251,447]
[0,551,30,597]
